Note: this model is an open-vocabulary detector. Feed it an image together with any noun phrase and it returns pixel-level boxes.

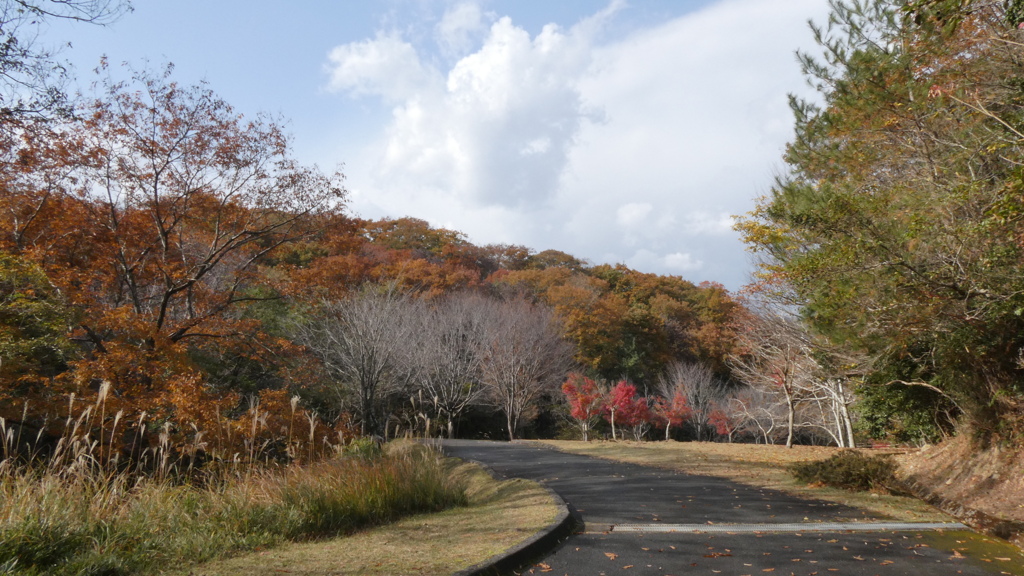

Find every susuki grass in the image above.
[1,442,465,575]
[0,394,467,576]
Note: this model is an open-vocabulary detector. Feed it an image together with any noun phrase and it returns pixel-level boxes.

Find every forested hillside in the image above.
[0,59,743,449]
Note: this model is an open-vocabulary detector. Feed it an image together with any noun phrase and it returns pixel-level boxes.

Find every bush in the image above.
[791,450,905,494]
[342,437,383,460]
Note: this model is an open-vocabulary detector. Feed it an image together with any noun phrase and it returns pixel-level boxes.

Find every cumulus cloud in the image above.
[435,2,488,56]
[325,33,440,102]
[325,0,831,289]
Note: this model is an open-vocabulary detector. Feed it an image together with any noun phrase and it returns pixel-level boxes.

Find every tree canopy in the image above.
[737,0,1024,441]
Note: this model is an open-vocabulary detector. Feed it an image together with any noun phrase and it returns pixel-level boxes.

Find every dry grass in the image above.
[182,460,558,576]
[898,436,1024,523]
[0,437,466,575]
[537,440,951,522]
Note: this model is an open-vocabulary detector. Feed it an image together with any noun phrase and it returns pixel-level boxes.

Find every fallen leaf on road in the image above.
[605,553,618,560]
[623,565,634,569]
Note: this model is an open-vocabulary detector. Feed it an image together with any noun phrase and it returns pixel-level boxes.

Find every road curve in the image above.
[440,440,1014,576]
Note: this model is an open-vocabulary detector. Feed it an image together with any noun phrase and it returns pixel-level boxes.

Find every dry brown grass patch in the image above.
[898,436,1024,524]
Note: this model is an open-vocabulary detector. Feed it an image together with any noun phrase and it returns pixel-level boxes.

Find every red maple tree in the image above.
[604,381,651,441]
[562,373,603,441]
[652,391,692,441]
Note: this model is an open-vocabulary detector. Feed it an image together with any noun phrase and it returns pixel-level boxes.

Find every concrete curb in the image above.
[453,459,581,576]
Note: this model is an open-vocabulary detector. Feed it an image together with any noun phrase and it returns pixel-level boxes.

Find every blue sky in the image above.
[46,0,831,290]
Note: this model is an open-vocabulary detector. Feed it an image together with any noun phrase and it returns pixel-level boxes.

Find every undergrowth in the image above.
[791,450,906,495]
[1,393,467,576]
[0,441,465,576]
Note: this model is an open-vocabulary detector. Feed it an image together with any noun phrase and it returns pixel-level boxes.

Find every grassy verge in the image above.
[538,440,950,522]
[0,442,466,575]
[183,459,559,576]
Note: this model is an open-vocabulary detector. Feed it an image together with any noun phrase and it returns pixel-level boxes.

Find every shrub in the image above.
[342,437,383,460]
[791,450,905,494]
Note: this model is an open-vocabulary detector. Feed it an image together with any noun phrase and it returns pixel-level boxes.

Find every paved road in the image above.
[440,440,1021,576]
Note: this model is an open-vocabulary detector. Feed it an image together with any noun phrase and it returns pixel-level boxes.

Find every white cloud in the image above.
[616,202,653,228]
[683,212,736,236]
[326,0,831,290]
[324,33,439,102]
[435,2,488,56]
[626,249,704,273]
[664,252,704,272]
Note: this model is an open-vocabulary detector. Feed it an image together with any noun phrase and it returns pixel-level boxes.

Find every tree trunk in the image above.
[784,390,795,449]
[839,384,855,448]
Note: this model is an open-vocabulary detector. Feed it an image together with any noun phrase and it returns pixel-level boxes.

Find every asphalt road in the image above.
[440,440,1022,576]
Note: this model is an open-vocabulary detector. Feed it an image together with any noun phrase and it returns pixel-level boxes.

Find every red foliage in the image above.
[604,381,650,429]
[562,373,603,421]
[562,372,604,441]
[652,391,692,431]
[708,408,740,438]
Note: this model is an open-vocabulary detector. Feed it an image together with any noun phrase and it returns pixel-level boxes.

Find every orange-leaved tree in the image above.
[0,65,345,456]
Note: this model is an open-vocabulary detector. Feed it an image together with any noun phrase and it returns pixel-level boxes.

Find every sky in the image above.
[45,0,832,291]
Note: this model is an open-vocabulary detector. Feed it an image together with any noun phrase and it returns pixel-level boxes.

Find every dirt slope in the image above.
[898,437,1024,546]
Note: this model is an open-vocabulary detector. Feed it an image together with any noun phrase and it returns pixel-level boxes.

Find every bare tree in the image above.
[478,298,574,441]
[726,299,865,448]
[406,292,490,438]
[1,0,132,117]
[658,361,726,441]
[729,386,788,444]
[293,285,416,436]
[727,306,816,448]
[796,376,857,447]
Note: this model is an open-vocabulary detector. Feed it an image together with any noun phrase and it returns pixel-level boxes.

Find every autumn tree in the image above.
[561,372,603,441]
[651,390,691,441]
[478,297,574,440]
[0,0,131,118]
[0,252,74,391]
[0,65,344,438]
[727,308,814,448]
[406,291,490,438]
[707,403,742,443]
[292,285,415,436]
[736,0,1024,441]
[603,381,651,441]
[658,361,726,441]
[728,386,787,444]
